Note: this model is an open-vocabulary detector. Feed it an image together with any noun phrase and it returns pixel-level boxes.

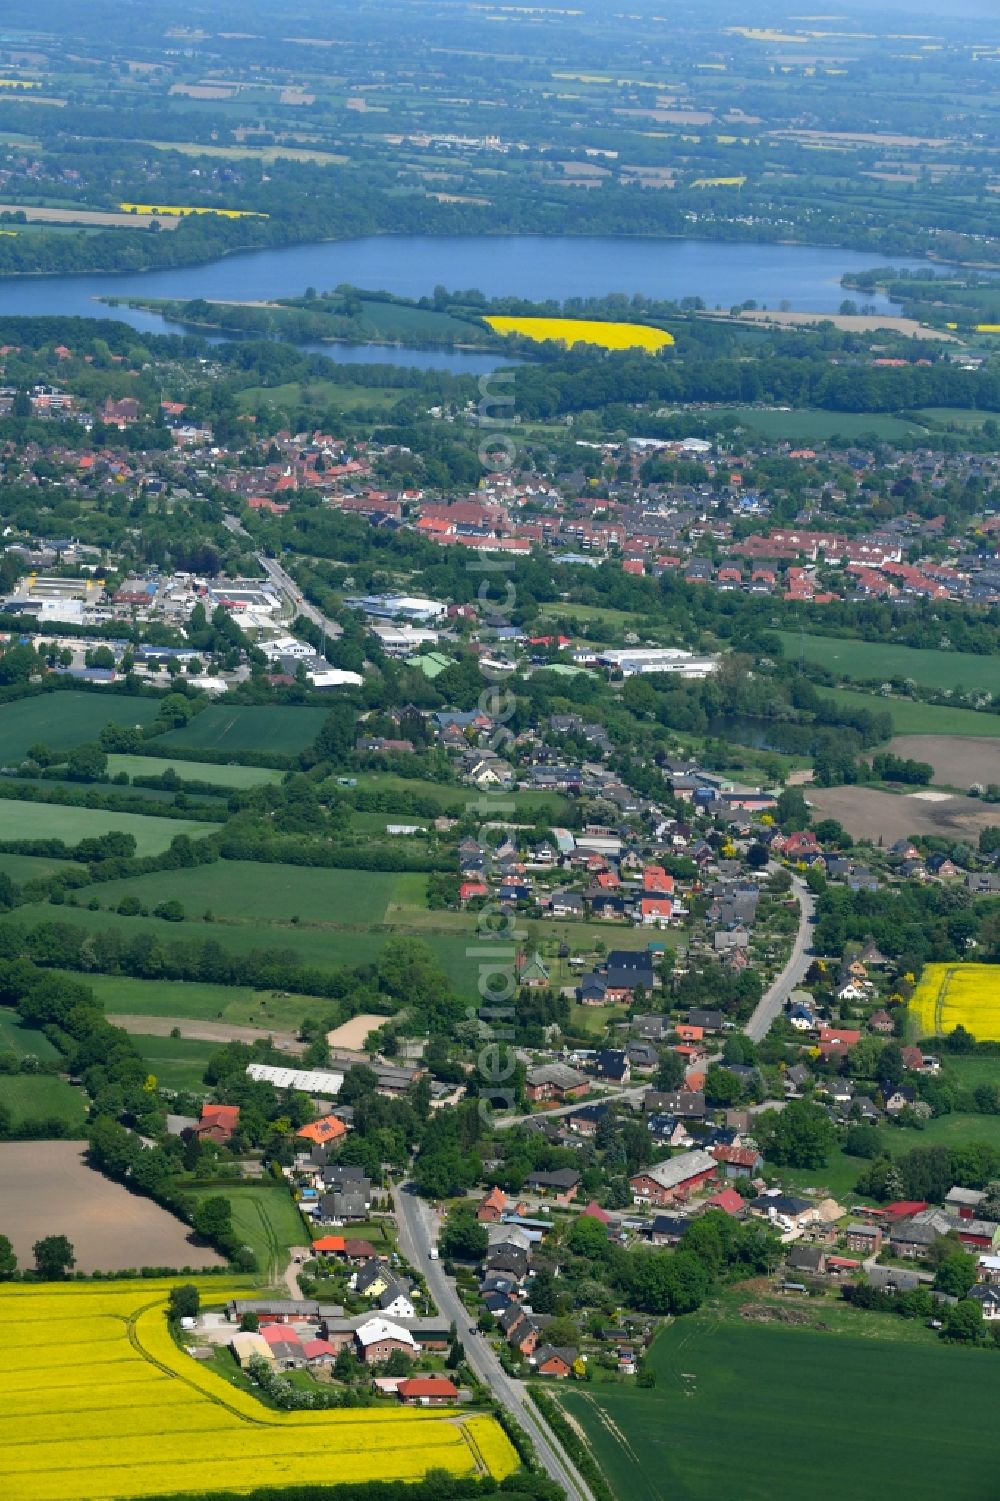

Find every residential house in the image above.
[711,1144,763,1180]
[525,1063,589,1104]
[644,1089,706,1120]
[397,1377,460,1406]
[195,1103,240,1144]
[525,1169,581,1204]
[354,1260,394,1299]
[748,1192,817,1231]
[594,1049,630,1084]
[533,1346,577,1377]
[377,1281,416,1320]
[354,1318,417,1364]
[629,1149,718,1207]
[649,1214,691,1245]
[477,1187,508,1223]
[969,1285,1000,1321]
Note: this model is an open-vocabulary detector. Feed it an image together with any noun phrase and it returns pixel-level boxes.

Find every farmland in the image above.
[484,315,674,351]
[0,692,160,764]
[0,1142,225,1271]
[78,860,428,925]
[817,687,1000,739]
[806,786,1000,843]
[883,736,1000,790]
[0,1279,517,1501]
[910,964,1000,1044]
[105,754,284,788]
[0,802,214,856]
[0,852,85,883]
[556,1315,1000,1501]
[155,704,329,755]
[776,632,1000,694]
[0,1010,60,1059]
[719,406,925,442]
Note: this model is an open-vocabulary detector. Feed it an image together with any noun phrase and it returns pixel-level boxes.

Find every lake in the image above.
[0,235,942,372]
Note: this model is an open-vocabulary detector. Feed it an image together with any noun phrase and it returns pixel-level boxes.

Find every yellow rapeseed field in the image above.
[691,176,746,188]
[484,315,674,351]
[909,964,1000,1042]
[119,203,267,219]
[0,1279,516,1501]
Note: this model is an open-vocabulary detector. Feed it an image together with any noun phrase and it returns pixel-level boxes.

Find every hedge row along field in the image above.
[0,1280,518,1501]
[909,964,1000,1043]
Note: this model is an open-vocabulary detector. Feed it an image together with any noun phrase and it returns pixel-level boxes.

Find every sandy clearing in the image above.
[0,203,179,228]
[808,785,1000,842]
[885,735,1000,789]
[718,310,957,340]
[0,1141,225,1272]
[325,1013,386,1051]
[109,1014,305,1053]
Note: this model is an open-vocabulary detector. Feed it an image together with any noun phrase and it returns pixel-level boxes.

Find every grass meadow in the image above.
[0,1011,60,1059]
[818,686,1000,738]
[106,755,284,788]
[68,972,330,1030]
[0,1073,87,1128]
[778,632,999,694]
[720,406,925,442]
[183,1184,307,1279]
[129,1033,216,1093]
[0,802,214,855]
[557,1314,1000,1501]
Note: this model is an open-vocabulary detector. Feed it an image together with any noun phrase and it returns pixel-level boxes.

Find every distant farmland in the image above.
[818,687,1000,739]
[0,692,160,763]
[0,802,214,856]
[778,631,999,693]
[156,704,329,755]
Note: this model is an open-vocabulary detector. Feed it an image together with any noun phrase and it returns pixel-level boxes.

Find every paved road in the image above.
[744,873,815,1043]
[255,551,343,639]
[392,1184,593,1501]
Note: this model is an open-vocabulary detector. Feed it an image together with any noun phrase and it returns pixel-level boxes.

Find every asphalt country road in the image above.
[392,1183,594,1501]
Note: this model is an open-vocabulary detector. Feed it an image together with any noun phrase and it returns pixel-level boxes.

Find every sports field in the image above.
[0,692,161,763]
[778,632,999,694]
[818,686,1000,738]
[0,1279,516,1501]
[0,802,215,856]
[106,754,284,788]
[155,704,329,755]
[558,1316,1000,1501]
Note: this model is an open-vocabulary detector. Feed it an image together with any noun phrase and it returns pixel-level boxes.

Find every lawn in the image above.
[778,632,1000,694]
[0,1011,60,1060]
[819,686,1000,738]
[0,1073,87,1129]
[128,1033,215,1093]
[66,972,328,1030]
[154,705,329,756]
[106,754,284,788]
[721,406,925,442]
[558,1314,1000,1501]
[185,1183,306,1281]
[0,802,215,856]
[0,692,160,764]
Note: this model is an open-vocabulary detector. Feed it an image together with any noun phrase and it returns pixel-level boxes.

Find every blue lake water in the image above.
[0,235,945,373]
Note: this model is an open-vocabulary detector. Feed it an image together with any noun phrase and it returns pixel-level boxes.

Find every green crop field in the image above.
[0,802,215,855]
[558,1316,1000,1501]
[0,1011,60,1059]
[0,692,160,763]
[155,704,329,755]
[721,407,925,442]
[819,687,1000,739]
[58,972,328,1030]
[0,852,85,883]
[0,1073,87,1129]
[128,1033,215,1093]
[185,1183,306,1281]
[73,861,428,924]
[778,633,999,693]
[106,754,285,788]
[6,899,485,995]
